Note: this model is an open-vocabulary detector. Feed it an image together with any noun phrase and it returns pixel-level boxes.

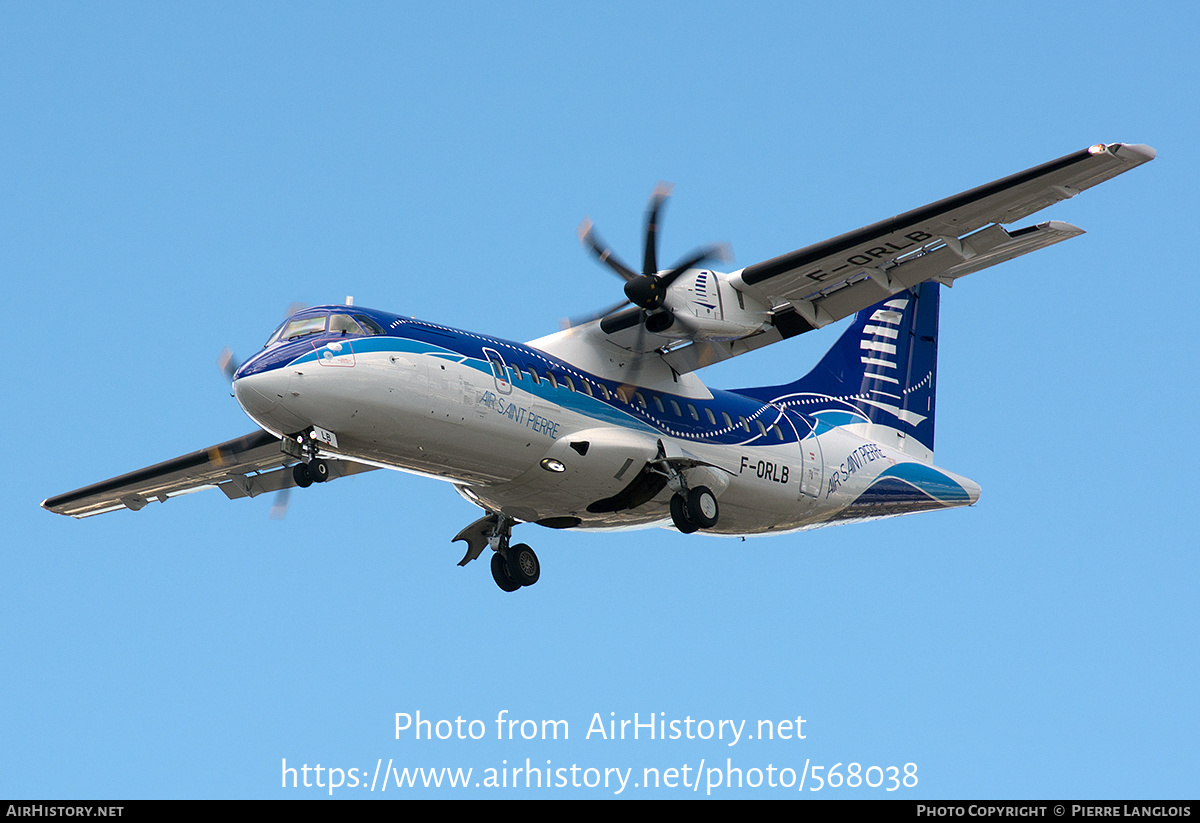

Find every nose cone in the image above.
[233,368,288,417]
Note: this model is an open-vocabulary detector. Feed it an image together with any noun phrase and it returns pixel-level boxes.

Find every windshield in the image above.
[262,311,387,348]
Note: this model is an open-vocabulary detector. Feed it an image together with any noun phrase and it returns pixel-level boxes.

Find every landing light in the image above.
[540,458,566,473]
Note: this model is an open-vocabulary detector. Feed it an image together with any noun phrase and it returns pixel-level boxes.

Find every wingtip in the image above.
[1118,143,1156,163]
[1092,142,1156,164]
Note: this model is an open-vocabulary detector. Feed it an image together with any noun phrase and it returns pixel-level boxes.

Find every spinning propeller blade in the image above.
[576,184,732,323]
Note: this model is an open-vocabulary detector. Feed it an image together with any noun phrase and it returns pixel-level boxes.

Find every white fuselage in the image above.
[233,326,979,535]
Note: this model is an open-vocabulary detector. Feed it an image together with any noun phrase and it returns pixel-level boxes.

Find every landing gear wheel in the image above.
[491,552,521,592]
[292,462,313,488]
[506,543,540,587]
[309,458,330,483]
[687,486,719,528]
[670,494,699,534]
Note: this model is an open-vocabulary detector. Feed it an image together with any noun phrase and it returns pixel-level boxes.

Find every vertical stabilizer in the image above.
[735,283,941,461]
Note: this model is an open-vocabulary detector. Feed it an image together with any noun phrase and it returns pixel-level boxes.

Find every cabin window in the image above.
[670,399,682,417]
[615,387,628,403]
[738,416,751,433]
[529,368,541,385]
[598,384,611,401]
[705,408,717,425]
[722,411,733,428]
[771,424,783,440]
[756,420,768,437]
[581,380,594,397]
[686,403,699,421]
[511,366,523,381]
[653,396,665,413]
[546,372,558,389]
[633,391,647,408]
[562,375,575,392]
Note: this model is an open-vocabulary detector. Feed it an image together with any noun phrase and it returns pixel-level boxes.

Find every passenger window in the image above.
[772,425,783,440]
[562,375,575,392]
[687,404,699,421]
[653,396,665,413]
[739,416,751,433]
[722,411,733,428]
[529,369,541,385]
[756,420,768,436]
[634,392,647,408]
[705,408,717,425]
[581,381,594,397]
[546,372,558,389]
[670,399,682,417]
[598,384,611,401]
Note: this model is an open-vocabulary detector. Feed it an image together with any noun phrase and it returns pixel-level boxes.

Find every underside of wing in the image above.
[41,430,376,518]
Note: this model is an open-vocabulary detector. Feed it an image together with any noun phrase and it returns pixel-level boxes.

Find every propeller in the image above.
[218,347,241,381]
[218,302,308,383]
[218,301,309,519]
[575,183,730,326]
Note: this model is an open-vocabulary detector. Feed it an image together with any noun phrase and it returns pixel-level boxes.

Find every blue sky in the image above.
[2,1,1196,799]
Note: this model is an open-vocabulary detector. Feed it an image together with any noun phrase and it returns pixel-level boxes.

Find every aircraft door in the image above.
[797,419,824,499]
[482,347,513,395]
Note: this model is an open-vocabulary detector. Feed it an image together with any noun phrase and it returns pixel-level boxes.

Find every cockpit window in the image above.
[354,315,385,335]
[262,320,288,348]
[263,310,388,348]
[329,314,365,335]
[281,316,328,341]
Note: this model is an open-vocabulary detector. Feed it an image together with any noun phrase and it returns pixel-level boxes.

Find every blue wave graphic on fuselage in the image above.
[234,306,820,449]
[833,462,971,519]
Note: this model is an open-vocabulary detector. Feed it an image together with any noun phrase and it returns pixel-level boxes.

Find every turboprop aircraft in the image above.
[43,142,1155,592]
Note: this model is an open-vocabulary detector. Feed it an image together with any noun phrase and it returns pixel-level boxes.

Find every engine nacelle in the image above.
[653,268,772,341]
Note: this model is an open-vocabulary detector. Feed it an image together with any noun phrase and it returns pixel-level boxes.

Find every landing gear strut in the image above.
[287,431,330,488]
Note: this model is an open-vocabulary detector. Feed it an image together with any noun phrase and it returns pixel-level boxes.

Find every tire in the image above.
[687,486,719,529]
[670,494,699,534]
[491,552,521,592]
[310,458,330,483]
[292,462,313,489]
[506,543,540,587]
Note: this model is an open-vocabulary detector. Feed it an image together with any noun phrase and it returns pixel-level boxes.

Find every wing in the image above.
[658,142,1155,374]
[42,430,377,518]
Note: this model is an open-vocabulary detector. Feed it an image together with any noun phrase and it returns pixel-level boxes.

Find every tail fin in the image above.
[736,283,941,461]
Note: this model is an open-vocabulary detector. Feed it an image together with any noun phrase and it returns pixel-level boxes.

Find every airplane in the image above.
[43,142,1155,592]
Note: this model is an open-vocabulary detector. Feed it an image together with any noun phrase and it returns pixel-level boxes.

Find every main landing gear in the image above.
[669,485,719,533]
[491,543,540,592]
[453,512,541,593]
